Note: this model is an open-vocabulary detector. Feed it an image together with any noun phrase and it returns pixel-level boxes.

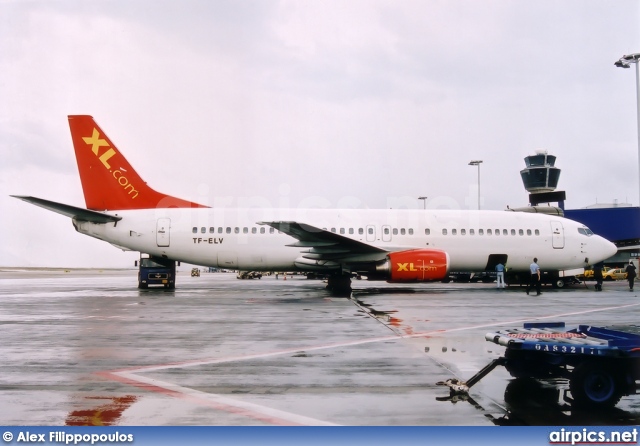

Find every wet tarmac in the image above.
[1,268,639,426]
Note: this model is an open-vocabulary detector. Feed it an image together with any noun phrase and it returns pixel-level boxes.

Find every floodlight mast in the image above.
[615,53,640,205]
[468,160,483,210]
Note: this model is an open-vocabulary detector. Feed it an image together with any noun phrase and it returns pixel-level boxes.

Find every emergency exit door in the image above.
[156,218,171,247]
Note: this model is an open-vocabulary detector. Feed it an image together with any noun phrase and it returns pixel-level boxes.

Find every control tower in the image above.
[520,150,566,209]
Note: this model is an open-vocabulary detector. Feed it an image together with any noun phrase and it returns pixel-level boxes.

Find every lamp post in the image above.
[615,53,640,205]
[418,196,428,209]
[468,160,483,210]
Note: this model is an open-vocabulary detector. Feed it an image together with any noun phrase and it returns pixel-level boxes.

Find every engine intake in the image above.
[376,249,449,282]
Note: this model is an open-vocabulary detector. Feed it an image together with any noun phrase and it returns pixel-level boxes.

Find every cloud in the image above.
[1,0,639,266]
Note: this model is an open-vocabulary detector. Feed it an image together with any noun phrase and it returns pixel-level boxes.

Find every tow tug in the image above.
[437,322,640,408]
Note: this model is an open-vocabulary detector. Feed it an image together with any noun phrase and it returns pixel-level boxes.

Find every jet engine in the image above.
[375,249,449,282]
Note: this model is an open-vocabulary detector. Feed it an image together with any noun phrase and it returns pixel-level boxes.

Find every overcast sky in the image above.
[1,0,639,267]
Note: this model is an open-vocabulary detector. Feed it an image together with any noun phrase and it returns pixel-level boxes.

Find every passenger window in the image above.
[368,228,374,235]
[511,229,516,236]
[425,228,431,235]
[260,227,265,234]
[409,228,414,235]
[359,228,364,235]
[535,229,540,236]
[209,227,214,233]
[487,229,492,235]
[452,229,457,235]
[461,229,466,235]
[442,229,448,235]
[331,228,336,233]
[384,228,389,235]
[192,227,197,233]
[226,227,231,234]
[340,228,345,234]
[503,229,508,236]
[201,227,206,233]
[479,229,484,235]
[470,229,475,235]
[393,228,398,235]
[270,228,274,234]
[252,228,257,234]
[527,229,532,236]
[495,229,500,236]
[401,228,406,235]
[519,229,524,236]
[234,227,239,234]
[349,228,354,235]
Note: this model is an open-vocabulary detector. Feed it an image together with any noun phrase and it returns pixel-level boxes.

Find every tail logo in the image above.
[83,129,116,169]
[82,128,139,199]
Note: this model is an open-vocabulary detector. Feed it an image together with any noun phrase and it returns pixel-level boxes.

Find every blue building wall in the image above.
[564,207,640,243]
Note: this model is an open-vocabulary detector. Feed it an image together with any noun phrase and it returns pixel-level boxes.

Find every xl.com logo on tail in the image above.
[83,128,139,199]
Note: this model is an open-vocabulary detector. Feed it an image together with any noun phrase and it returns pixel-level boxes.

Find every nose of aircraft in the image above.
[593,235,618,263]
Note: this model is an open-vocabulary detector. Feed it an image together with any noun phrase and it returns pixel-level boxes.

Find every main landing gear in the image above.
[326,274,352,296]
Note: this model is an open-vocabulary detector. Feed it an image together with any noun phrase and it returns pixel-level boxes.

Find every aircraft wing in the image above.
[11,196,122,224]
[259,221,387,261]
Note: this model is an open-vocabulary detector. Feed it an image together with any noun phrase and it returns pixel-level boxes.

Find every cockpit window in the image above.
[578,227,594,236]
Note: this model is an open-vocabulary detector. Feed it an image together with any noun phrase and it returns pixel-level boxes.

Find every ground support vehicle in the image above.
[136,254,176,289]
[506,269,582,288]
[437,322,640,408]
[236,271,262,279]
[603,268,627,281]
[443,272,496,283]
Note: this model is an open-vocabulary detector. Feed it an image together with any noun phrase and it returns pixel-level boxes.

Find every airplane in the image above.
[12,115,617,294]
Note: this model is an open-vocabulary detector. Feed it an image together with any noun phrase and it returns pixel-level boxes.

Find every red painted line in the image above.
[95,371,307,426]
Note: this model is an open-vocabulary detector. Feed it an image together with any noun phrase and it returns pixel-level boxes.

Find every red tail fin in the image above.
[68,115,208,211]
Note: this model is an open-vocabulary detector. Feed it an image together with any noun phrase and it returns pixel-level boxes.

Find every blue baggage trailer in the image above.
[438,322,640,408]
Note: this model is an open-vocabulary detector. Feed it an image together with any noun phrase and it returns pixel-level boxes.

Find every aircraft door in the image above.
[551,221,564,249]
[366,225,376,242]
[156,218,171,247]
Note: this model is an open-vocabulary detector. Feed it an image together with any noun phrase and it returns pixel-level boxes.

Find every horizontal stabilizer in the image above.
[11,196,122,224]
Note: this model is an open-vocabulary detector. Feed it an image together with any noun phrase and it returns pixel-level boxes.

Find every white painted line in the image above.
[107,370,339,426]
[119,302,640,373]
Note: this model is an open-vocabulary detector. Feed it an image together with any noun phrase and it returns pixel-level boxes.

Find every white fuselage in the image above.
[73,207,617,273]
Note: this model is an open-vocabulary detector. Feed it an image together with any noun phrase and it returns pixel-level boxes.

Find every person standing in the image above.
[625,261,637,291]
[495,262,506,289]
[526,257,541,296]
[593,263,603,292]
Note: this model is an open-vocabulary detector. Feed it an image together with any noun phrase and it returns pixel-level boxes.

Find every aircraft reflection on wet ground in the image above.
[0,268,638,426]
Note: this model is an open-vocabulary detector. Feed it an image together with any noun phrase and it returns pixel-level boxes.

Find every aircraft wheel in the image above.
[554,279,565,289]
[569,361,621,408]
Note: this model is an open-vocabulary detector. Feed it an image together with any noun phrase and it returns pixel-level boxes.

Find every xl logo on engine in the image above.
[397,262,437,272]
